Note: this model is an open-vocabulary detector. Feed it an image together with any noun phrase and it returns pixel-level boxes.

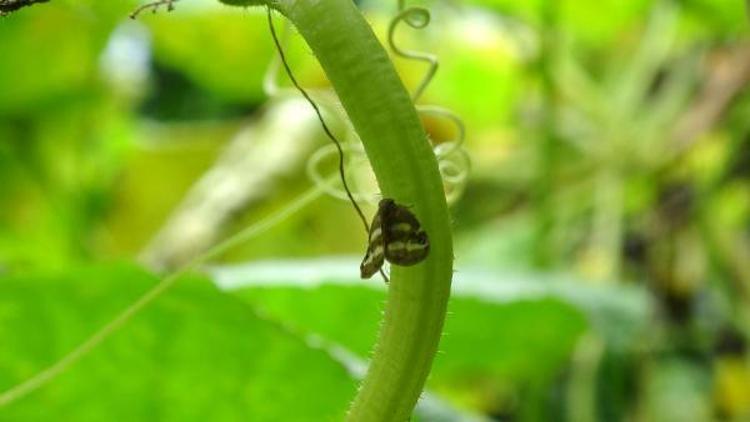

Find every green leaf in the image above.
[214,259,627,416]
[146,10,275,104]
[0,1,128,114]
[0,263,356,420]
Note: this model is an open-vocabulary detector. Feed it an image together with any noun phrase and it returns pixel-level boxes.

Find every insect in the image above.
[360,198,430,279]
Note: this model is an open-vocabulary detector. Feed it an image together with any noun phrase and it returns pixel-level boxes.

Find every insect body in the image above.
[360,198,430,279]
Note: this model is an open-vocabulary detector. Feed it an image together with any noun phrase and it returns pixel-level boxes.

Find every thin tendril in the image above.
[129,0,177,19]
[263,19,296,98]
[387,6,437,102]
[306,143,375,203]
[262,27,376,203]
[267,7,370,234]
[388,1,470,204]
[418,105,466,156]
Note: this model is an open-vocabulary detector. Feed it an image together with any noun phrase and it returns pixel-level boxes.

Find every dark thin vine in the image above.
[0,0,49,16]
[129,0,177,19]
[267,8,391,283]
[266,8,369,233]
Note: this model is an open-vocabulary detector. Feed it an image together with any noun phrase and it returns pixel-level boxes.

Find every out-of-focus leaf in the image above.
[211,257,651,351]
[0,264,356,420]
[104,123,236,255]
[559,0,651,48]
[239,283,587,417]
[430,8,524,128]
[468,0,650,48]
[0,1,129,114]
[714,357,750,419]
[679,0,747,38]
[639,358,713,422]
[0,1,139,269]
[208,258,652,416]
[454,214,538,271]
[145,9,275,104]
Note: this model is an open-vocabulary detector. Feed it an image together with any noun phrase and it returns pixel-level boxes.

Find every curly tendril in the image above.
[262,15,382,205]
[267,0,470,205]
[129,0,177,19]
[263,18,304,99]
[306,141,380,204]
[387,6,435,102]
[418,105,470,203]
[267,8,390,282]
[389,0,470,204]
[266,8,370,234]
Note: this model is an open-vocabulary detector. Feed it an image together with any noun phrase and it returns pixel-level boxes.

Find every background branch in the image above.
[0,0,49,15]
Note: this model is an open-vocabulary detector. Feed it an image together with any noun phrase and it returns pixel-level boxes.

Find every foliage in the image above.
[1,0,750,420]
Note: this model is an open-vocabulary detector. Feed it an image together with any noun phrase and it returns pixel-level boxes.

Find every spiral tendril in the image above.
[266,8,371,233]
[388,6,436,102]
[306,141,379,204]
[129,0,178,19]
[265,0,470,205]
[389,0,470,204]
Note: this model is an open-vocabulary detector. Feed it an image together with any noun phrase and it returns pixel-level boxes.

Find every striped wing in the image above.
[360,207,385,279]
[380,200,430,266]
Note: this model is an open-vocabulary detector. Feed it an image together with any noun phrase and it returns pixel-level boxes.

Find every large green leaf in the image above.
[0,1,131,114]
[145,9,275,104]
[0,264,356,420]
[213,259,634,416]
[0,253,648,421]
[230,283,588,386]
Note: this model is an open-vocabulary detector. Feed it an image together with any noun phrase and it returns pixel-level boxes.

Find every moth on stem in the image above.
[360,198,430,279]
[257,2,455,419]
[266,8,395,283]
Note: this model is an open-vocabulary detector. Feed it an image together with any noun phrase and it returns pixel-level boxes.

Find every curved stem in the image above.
[270,0,454,420]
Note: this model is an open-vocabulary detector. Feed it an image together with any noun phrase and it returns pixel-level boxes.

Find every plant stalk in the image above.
[268,0,454,419]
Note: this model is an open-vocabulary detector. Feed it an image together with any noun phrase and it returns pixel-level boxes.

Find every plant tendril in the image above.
[267,8,389,283]
[129,0,178,19]
[262,18,298,98]
[388,0,470,204]
[266,8,370,234]
[289,1,471,206]
[306,143,375,203]
[388,6,436,102]
[262,22,380,205]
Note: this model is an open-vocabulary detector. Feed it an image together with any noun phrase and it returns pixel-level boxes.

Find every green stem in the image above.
[258,0,454,419]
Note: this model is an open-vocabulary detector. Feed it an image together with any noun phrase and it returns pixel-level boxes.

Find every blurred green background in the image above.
[1,0,750,420]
